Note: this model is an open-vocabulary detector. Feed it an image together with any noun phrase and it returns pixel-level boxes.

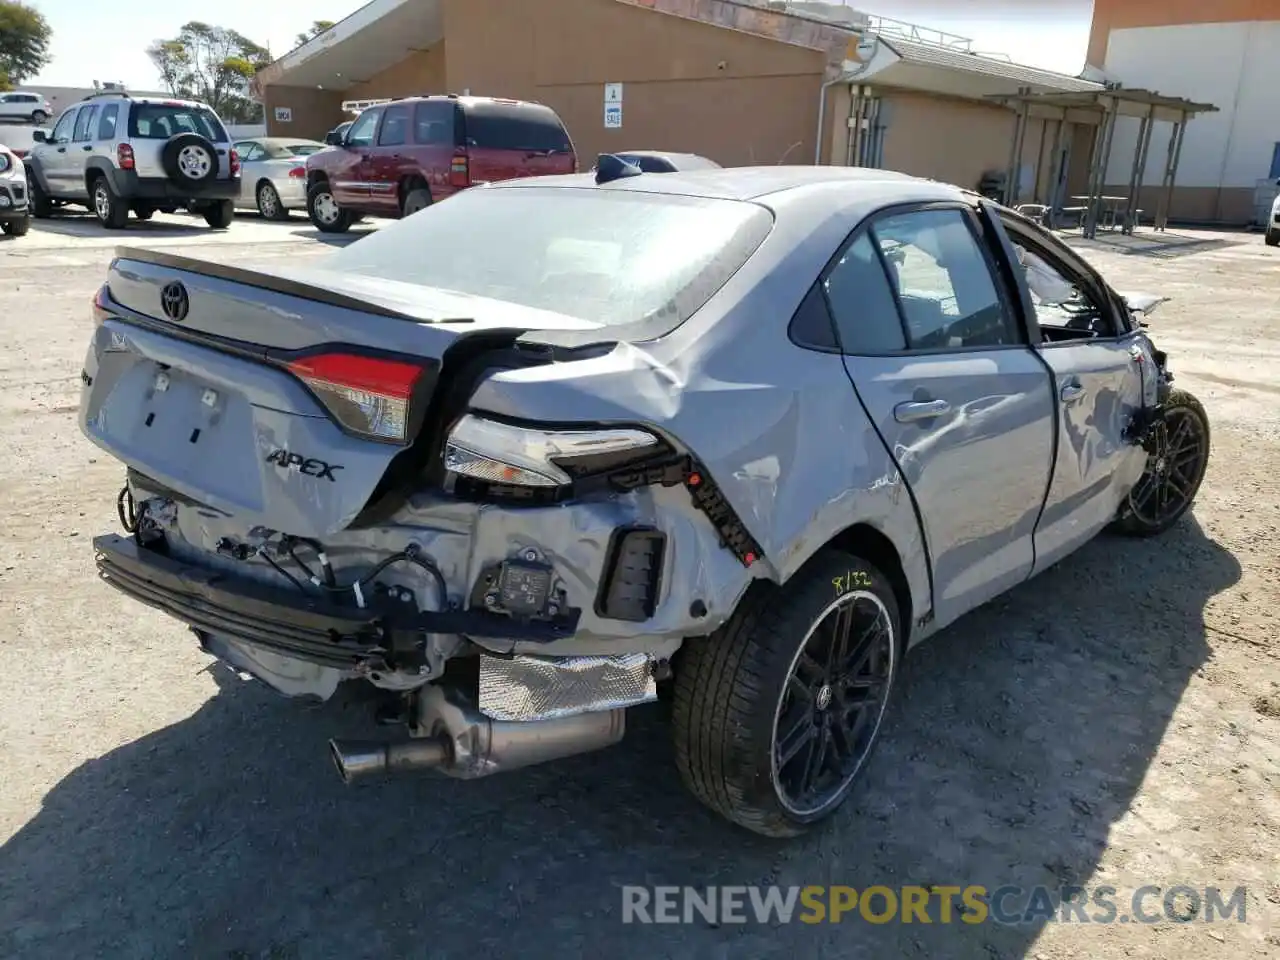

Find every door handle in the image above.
[1060,382,1086,403]
[894,399,951,423]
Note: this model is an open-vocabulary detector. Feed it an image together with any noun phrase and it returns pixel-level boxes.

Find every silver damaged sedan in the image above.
[78,160,1209,837]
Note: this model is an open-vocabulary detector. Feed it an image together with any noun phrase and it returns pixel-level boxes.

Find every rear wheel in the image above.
[256,181,289,220]
[1113,389,1210,537]
[1,217,30,237]
[31,109,47,124]
[672,550,901,837]
[91,176,129,229]
[307,181,352,233]
[202,199,235,229]
[1266,229,1280,247]
[402,187,431,217]
[133,205,156,221]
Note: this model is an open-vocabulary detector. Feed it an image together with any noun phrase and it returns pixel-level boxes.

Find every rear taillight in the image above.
[92,284,112,325]
[117,144,135,170]
[285,353,427,444]
[229,149,240,175]
[289,165,306,178]
[449,149,469,188]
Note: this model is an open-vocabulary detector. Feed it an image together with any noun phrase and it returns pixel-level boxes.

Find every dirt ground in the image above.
[0,210,1276,960]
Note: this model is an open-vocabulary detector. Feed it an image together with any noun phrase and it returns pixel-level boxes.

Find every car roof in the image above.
[489,165,956,202]
[385,94,553,111]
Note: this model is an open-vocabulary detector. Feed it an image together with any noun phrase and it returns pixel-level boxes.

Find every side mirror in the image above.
[324,131,340,146]
[31,130,46,143]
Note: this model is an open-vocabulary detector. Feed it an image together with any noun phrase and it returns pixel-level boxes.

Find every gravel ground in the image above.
[0,211,1276,959]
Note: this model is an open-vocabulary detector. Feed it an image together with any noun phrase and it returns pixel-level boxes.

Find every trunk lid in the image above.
[80,248,602,538]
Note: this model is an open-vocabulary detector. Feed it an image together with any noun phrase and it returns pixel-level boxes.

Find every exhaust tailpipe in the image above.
[329,737,451,783]
[329,686,626,783]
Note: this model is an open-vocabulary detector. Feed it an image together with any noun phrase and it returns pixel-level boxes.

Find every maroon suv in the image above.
[305,94,577,233]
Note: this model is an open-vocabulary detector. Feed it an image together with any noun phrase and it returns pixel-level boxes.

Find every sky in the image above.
[29,0,1095,90]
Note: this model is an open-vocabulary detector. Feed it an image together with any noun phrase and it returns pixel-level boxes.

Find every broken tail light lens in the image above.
[286,353,427,443]
[444,414,661,488]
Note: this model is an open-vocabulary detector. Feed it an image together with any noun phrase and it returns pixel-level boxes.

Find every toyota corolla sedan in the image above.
[77,159,1208,837]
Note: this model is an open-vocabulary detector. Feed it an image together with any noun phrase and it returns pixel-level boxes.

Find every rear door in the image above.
[460,101,576,183]
[834,204,1056,629]
[412,100,459,200]
[127,102,233,180]
[68,103,98,197]
[993,210,1151,571]
[366,102,410,215]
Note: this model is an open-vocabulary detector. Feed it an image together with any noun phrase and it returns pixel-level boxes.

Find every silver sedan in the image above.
[232,138,327,220]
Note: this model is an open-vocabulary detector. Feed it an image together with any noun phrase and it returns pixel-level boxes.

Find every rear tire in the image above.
[90,176,129,230]
[1113,389,1210,537]
[1,217,30,237]
[672,550,901,838]
[256,181,289,220]
[402,187,431,217]
[307,181,352,233]
[1266,229,1280,247]
[202,199,235,229]
[31,110,47,124]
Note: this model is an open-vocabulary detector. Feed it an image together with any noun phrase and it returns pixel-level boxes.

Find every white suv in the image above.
[0,91,52,124]
[26,92,241,229]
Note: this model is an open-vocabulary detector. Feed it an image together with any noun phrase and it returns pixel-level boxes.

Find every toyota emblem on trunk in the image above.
[160,281,189,322]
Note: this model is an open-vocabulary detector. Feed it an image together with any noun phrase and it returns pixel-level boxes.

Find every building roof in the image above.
[879,37,1102,93]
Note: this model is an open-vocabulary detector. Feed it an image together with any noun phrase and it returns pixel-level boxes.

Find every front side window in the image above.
[870,209,1019,350]
[326,186,773,330]
[129,103,228,142]
[50,108,77,142]
[345,108,382,148]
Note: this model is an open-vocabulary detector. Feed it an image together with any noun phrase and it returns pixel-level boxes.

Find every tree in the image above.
[0,0,53,85]
[147,22,271,124]
[296,20,336,47]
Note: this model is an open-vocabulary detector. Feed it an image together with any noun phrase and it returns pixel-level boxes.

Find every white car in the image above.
[1267,193,1280,247]
[232,137,327,219]
[0,91,52,125]
[0,146,31,236]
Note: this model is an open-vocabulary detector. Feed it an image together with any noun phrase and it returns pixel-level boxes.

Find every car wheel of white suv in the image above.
[91,176,129,230]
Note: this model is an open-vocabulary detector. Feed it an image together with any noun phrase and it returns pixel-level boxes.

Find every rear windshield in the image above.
[265,142,324,158]
[461,103,571,154]
[129,103,228,142]
[327,186,773,330]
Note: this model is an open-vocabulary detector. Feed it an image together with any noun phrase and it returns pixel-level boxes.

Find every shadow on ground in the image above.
[1063,230,1246,260]
[288,225,377,247]
[28,211,212,239]
[0,518,1239,959]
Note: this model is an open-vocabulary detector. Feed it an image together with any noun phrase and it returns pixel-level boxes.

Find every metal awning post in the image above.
[1045,118,1068,227]
[1004,89,1030,205]
[1122,107,1154,234]
[1084,101,1118,239]
[1156,113,1187,232]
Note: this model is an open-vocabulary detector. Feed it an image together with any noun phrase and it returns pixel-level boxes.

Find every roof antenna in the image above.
[595,153,643,185]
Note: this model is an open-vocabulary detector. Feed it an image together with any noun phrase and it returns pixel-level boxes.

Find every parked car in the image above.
[601,150,721,173]
[305,94,577,232]
[1266,192,1280,247]
[25,92,241,229]
[232,136,327,219]
[0,90,52,124]
[0,146,30,236]
[77,165,1208,838]
[0,124,51,160]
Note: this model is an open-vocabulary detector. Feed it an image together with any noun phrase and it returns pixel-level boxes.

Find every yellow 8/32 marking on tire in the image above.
[832,570,873,595]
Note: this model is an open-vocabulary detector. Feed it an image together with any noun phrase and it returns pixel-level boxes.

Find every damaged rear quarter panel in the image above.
[467,181,942,636]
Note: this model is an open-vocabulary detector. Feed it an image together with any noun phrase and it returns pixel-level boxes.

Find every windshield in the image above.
[326,186,773,329]
[129,103,228,142]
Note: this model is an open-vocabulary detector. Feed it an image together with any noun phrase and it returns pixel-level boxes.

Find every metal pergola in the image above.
[987,86,1218,239]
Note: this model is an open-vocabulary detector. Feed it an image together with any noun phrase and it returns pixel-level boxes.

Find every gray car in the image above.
[232,137,327,219]
[77,164,1209,837]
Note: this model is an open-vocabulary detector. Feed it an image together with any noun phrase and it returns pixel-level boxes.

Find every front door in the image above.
[996,215,1150,570]
[331,106,382,207]
[39,107,80,195]
[829,205,1056,628]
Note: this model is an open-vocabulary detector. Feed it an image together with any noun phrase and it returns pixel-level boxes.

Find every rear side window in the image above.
[460,103,571,153]
[327,186,772,330]
[129,103,229,142]
[413,101,455,145]
[97,103,119,140]
[378,104,410,146]
[823,234,907,353]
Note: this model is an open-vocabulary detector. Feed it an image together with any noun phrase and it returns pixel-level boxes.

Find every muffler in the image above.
[330,685,626,783]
